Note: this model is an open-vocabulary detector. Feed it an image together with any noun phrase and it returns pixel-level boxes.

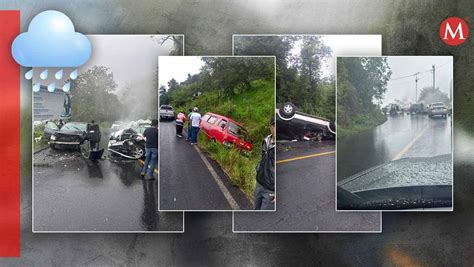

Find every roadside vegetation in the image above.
[336,57,392,138]
[233,35,335,121]
[160,57,275,197]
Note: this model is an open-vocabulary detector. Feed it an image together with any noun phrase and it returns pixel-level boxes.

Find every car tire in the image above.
[50,143,56,150]
[279,102,296,120]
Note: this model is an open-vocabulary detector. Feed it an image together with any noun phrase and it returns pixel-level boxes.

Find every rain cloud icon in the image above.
[11,10,91,92]
[11,10,91,67]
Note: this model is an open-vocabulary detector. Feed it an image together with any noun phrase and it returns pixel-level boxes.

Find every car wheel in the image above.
[132,146,145,159]
[50,143,56,150]
[279,102,296,120]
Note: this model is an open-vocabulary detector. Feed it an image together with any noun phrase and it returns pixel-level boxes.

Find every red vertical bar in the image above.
[0,10,20,257]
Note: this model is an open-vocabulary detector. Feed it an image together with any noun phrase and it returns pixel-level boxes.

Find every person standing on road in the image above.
[175,111,186,138]
[186,108,193,141]
[141,119,159,180]
[254,117,276,210]
[189,107,201,145]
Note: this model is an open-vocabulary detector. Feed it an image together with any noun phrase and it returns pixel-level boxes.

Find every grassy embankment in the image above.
[175,79,274,197]
[336,110,387,139]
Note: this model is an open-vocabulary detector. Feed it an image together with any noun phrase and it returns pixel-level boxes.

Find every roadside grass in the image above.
[337,111,387,139]
[176,78,274,197]
[33,123,48,151]
[198,134,256,197]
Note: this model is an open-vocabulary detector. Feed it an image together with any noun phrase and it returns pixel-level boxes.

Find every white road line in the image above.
[193,145,240,210]
[392,123,431,161]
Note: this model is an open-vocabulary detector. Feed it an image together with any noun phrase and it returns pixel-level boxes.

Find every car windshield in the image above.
[228,122,250,142]
[46,122,59,130]
[61,122,87,132]
[336,57,453,210]
[160,106,173,110]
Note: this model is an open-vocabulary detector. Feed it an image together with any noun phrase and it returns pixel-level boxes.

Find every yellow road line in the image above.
[138,159,159,174]
[392,123,431,161]
[276,151,335,164]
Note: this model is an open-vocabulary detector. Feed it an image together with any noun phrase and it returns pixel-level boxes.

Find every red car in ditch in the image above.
[199,112,253,151]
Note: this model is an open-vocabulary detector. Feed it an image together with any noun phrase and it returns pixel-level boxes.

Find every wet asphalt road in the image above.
[159,121,252,211]
[337,114,452,181]
[233,140,381,232]
[33,146,183,232]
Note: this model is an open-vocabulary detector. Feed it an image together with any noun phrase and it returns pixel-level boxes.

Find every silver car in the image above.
[428,102,448,118]
[159,105,175,121]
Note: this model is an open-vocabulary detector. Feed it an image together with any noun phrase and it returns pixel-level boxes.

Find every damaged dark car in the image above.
[108,126,146,160]
[49,122,88,150]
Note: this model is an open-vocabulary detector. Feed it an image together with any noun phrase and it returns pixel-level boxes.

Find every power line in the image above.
[388,60,451,81]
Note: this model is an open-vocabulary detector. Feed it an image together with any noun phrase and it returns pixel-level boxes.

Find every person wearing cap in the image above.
[254,117,276,210]
[189,107,201,145]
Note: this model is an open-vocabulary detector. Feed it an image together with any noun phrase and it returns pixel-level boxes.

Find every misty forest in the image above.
[69,36,183,123]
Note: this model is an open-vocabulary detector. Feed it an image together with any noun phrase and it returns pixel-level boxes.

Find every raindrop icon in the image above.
[40,69,48,80]
[70,69,78,80]
[63,82,71,92]
[55,69,63,80]
[25,69,33,80]
[47,82,55,92]
[33,83,41,92]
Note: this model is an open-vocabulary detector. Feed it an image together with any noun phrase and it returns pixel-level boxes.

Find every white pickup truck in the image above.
[159,105,175,121]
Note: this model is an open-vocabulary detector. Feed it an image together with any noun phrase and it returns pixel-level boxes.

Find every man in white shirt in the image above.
[189,107,201,144]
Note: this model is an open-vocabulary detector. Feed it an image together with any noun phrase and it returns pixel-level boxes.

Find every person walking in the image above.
[175,111,186,138]
[189,107,201,145]
[141,119,159,180]
[254,117,276,210]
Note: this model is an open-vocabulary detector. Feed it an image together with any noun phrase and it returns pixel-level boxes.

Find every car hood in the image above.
[338,154,452,193]
[56,130,84,135]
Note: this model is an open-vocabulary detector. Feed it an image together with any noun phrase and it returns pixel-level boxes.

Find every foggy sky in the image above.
[33,35,179,98]
[159,56,204,89]
[383,56,453,105]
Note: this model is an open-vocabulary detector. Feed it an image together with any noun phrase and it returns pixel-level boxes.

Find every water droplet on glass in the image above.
[40,69,48,80]
[33,83,41,92]
[55,69,63,80]
[25,69,33,80]
[47,82,55,92]
[70,69,78,80]
[63,82,71,92]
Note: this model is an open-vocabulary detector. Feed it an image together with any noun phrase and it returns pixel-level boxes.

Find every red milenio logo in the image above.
[440,17,469,46]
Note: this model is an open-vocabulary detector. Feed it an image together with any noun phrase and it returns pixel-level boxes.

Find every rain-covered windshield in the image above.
[336,56,453,209]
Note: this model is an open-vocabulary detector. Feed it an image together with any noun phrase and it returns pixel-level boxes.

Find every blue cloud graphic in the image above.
[11,10,91,67]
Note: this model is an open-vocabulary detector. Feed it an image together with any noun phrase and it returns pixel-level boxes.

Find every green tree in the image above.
[70,65,122,122]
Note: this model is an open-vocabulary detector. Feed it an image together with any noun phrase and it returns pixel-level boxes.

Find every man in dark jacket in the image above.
[141,119,159,180]
[254,117,276,210]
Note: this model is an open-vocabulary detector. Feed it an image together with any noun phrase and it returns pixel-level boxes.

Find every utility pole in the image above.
[432,65,436,91]
[415,72,420,103]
